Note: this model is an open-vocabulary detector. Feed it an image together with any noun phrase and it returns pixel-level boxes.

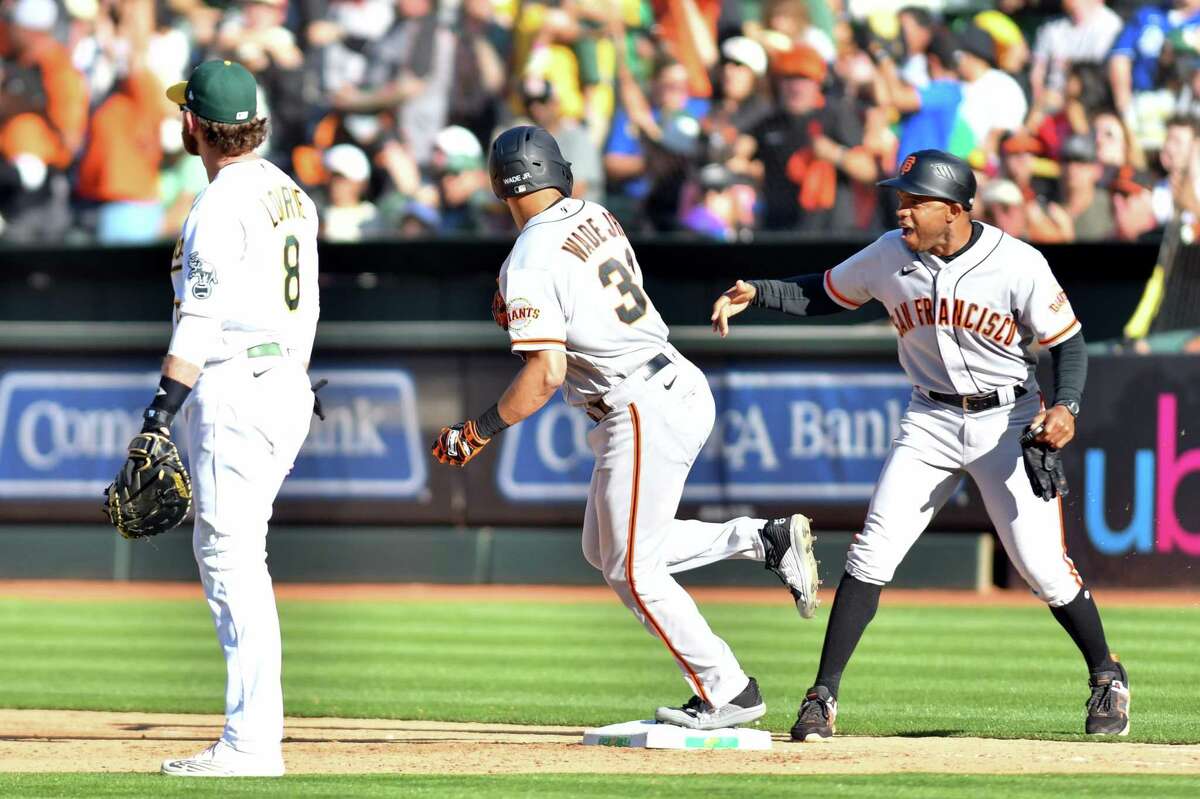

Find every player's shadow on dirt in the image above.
[891,730,966,738]
[111,722,584,743]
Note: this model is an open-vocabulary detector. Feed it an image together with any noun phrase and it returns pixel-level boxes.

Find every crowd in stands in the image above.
[2,0,1200,244]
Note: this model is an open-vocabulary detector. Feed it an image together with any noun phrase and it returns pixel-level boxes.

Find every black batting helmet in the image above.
[488,125,573,200]
[878,149,977,210]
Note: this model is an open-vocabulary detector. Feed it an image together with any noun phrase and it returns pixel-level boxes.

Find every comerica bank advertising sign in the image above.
[0,364,910,505]
[499,369,912,502]
[0,369,425,499]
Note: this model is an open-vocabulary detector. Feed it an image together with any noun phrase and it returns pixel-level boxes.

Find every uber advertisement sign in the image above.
[1055,355,1200,586]
[0,364,429,515]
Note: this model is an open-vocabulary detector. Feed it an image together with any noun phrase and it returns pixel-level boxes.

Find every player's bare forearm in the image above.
[498,350,567,425]
[161,354,202,388]
[431,349,566,467]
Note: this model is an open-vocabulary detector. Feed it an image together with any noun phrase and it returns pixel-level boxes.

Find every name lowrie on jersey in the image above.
[560,212,628,262]
[889,296,1019,345]
[259,184,309,228]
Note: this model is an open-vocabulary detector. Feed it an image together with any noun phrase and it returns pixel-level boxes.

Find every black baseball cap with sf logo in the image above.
[166,60,258,124]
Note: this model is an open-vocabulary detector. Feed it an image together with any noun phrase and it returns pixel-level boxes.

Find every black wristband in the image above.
[142,407,175,432]
[150,375,192,414]
[473,403,510,439]
[144,375,192,432]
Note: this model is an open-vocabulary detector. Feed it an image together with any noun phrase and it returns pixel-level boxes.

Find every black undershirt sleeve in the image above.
[747,273,846,317]
[1049,331,1087,408]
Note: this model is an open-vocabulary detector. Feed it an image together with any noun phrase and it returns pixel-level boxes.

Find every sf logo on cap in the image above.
[900,155,916,175]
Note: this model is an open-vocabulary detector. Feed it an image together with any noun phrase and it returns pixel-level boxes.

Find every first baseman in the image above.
[432,125,820,730]
[713,150,1129,740]
[144,61,320,776]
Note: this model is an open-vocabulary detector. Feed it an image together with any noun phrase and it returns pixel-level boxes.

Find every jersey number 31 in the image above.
[598,248,648,325]
[282,234,300,311]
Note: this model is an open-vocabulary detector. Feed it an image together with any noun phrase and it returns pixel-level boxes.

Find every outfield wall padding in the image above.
[0,525,989,590]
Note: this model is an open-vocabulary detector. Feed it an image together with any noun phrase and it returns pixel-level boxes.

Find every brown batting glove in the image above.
[431,420,491,467]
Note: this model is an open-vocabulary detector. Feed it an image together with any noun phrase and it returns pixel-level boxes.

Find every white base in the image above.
[581,719,772,750]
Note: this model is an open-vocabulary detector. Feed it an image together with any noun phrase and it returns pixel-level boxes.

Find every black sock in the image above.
[1050,586,1116,674]
[813,572,883,699]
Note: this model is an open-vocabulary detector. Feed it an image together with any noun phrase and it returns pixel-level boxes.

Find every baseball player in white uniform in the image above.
[132,61,319,776]
[713,150,1129,740]
[431,125,820,730]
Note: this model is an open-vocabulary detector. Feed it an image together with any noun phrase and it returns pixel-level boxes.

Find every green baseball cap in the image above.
[166,60,258,124]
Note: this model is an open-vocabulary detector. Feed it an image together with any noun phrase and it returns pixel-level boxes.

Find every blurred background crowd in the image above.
[1,0,1199,244]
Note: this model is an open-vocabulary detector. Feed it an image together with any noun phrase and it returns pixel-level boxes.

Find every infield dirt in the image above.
[2,709,1198,776]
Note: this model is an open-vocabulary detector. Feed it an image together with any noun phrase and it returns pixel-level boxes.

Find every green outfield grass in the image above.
[1,773,1198,799]
[0,596,1196,743]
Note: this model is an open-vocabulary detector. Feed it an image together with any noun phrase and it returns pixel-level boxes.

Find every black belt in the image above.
[586,353,673,422]
[928,385,1027,412]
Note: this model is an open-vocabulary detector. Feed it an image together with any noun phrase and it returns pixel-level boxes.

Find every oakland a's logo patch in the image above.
[187,252,218,299]
[900,155,917,175]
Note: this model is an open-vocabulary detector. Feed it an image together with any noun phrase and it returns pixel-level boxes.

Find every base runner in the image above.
[431,125,820,730]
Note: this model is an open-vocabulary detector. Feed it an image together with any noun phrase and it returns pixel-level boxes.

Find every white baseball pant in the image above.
[182,353,313,756]
[580,352,768,708]
[845,389,1083,606]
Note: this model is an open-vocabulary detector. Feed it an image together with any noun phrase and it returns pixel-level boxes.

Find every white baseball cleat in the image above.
[160,740,285,777]
[655,677,767,730]
[760,514,821,618]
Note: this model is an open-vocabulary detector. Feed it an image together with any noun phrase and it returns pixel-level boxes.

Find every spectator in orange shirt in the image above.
[76,66,167,242]
[75,0,167,242]
[0,0,89,170]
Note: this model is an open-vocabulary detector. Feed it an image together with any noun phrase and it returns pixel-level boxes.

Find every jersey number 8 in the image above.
[598,248,648,325]
[283,234,300,311]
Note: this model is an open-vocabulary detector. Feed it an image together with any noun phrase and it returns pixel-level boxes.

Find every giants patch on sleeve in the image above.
[505,298,541,330]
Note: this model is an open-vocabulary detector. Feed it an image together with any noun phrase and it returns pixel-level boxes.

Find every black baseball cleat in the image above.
[1086,661,1130,735]
[791,685,837,742]
[655,677,766,730]
[760,514,820,619]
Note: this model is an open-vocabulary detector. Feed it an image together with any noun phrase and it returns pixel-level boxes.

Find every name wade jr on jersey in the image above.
[559,211,627,262]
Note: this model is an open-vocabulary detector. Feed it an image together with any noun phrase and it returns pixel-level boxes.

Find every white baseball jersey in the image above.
[823,223,1080,396]
[496,198,669,406]
[169,159,320,366]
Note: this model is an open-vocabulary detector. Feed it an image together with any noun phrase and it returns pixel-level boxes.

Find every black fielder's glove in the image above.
[1021,424,1070,501]
[104,431,193,539]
